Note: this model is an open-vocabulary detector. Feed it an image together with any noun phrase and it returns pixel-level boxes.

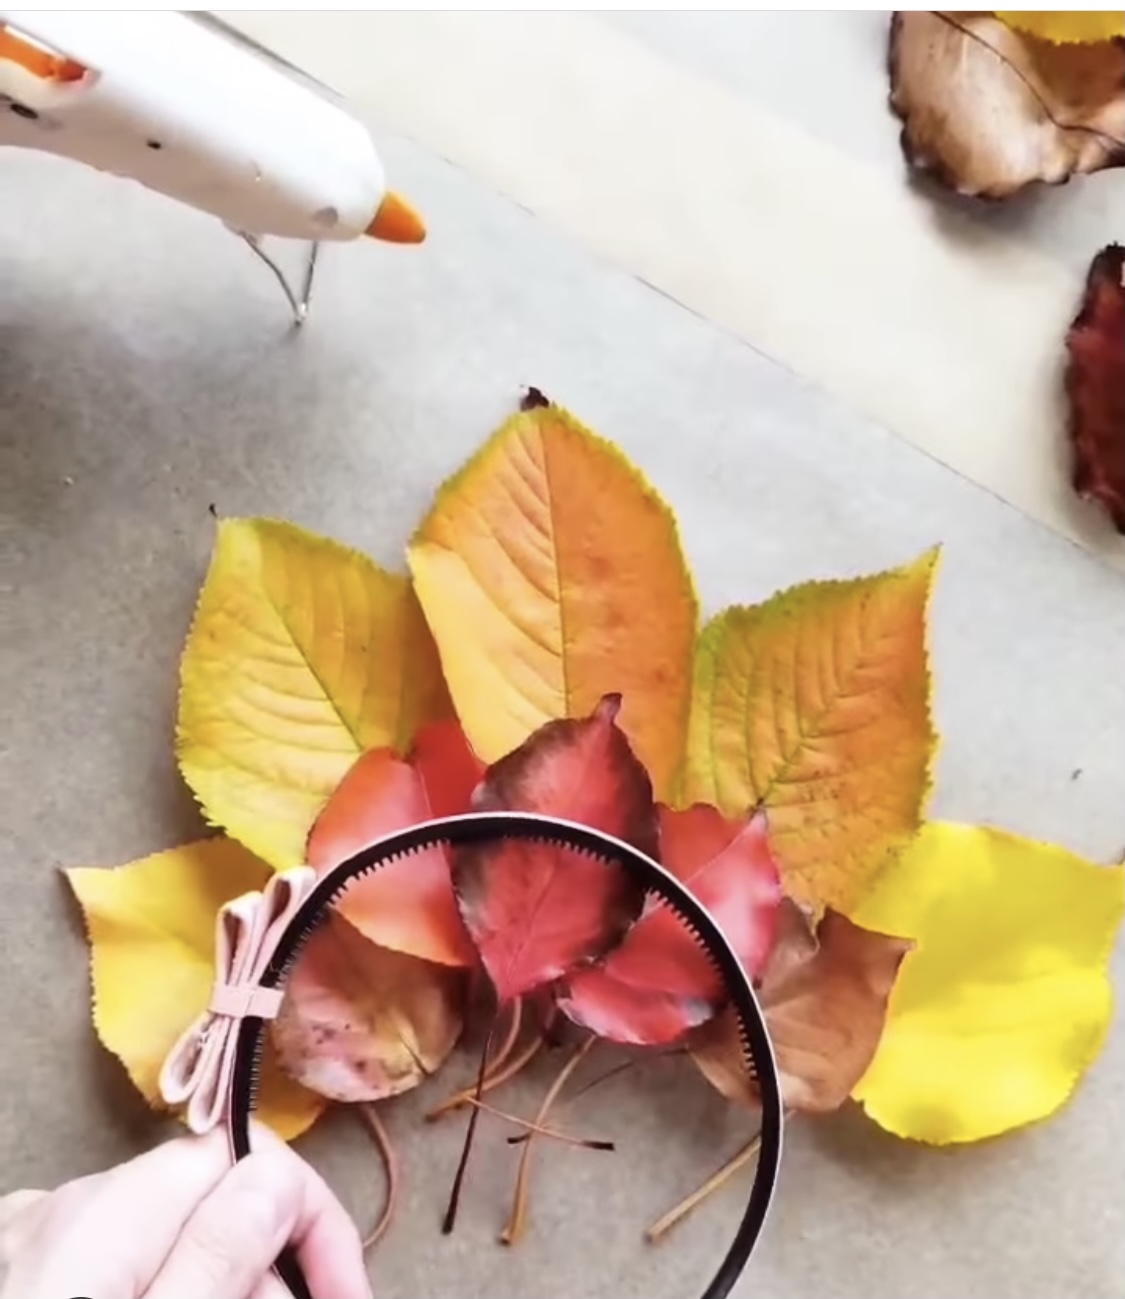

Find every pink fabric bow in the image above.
[158,866,317,1136]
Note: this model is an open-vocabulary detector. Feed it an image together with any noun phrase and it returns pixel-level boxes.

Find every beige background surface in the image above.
[3,12,1123,1299]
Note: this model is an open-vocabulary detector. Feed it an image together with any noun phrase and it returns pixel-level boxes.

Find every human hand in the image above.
[0,1123,370,1299]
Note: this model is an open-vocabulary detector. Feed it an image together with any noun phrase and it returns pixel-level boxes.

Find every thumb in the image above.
[145,1150,304,1299]
[0,1190,48,1266]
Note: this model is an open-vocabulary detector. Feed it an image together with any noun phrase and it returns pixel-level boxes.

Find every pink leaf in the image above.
[272,912,467,1103]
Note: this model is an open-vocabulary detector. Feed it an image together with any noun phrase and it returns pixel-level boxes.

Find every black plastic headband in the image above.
[227,811,784,1299]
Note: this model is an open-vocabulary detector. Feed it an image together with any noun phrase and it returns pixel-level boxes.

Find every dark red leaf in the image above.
[557,805,783,1045]
[453,694,656,1002]
[1065,243,1125,534]
[306,720,482,967]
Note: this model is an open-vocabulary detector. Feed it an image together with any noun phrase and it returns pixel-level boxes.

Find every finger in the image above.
[145,1147,305,1299]
[0,1133,234,1297]
[244,1124,369,1299]
[248,1270,298,1299]
[0,1190,46,1236]
[0,1191,47,1264]
[0,1190,46,1227]
[148,1131,371,1299]
[278,1153,371,1299]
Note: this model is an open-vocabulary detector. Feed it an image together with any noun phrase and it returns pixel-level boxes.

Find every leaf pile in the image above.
[65,394,1124,1252]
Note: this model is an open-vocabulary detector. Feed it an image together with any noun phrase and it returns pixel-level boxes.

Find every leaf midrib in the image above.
[750,604,900,809]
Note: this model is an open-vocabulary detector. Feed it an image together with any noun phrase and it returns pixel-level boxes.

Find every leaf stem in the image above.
[440,1015,497,1234]
[466,993,523,1088]
[570,1044,688,1101]
[645,1130,763,1244]
[461,1096,614,1151]
[500,1034,597,1247]
[493,995,524,1070]
[357,1103,398,1249]
[427,1006,546,1121]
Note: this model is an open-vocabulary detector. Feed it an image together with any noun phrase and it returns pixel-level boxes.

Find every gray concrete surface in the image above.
[3,120,1123,1298]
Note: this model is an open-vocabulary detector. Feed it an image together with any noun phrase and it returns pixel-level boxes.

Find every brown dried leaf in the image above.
[889,12,1125,198]
[1065,243,1125,533]
[691,900,912,1114]
[272,912,466,1102]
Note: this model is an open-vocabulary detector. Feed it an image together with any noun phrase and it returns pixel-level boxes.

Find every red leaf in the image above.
[453,694,656,1002]
[306,720,482,967]
[1065,243,1125,534]
[558,805,783,1045]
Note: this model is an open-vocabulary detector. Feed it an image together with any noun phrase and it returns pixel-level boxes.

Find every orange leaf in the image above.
[558,806,782,1045]
[1065,243,1125,534]
[455,694,656,1002]
[691,900,912,1113]
[272,912,466,1102]
[306,721,481,967]
[408,393,698,800]
[888,12,1125,199]
[682,550,937,913]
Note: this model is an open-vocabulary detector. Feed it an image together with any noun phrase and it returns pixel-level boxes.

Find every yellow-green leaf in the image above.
[177,518,451,870]
[851,822,1125,1144]
[682,549,937,913]
[64,838,326,1141]
[995,11,1125,43]
[407,399,698,800]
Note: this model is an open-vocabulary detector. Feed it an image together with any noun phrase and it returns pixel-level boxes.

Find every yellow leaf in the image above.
[851,823,1125,1144]
[65,838,326,1141]
[682,549,938,913]
[407,400,698,800]
[177,518,452,870]
[995,11,1125,43]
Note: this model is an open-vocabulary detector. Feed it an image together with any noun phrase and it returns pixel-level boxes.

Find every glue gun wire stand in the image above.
[0,11,426,324]
[239,234,320,327]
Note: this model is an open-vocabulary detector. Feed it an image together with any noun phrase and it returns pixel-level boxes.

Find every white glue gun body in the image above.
[0,11,423,244]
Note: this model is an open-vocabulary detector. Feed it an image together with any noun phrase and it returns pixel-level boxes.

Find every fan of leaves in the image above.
[65,393,1124,1249]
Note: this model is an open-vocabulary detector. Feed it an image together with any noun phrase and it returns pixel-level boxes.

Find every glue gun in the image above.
[1,11,424,315]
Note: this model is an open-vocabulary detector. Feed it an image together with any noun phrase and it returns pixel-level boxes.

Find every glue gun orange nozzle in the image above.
[365,191,427,244]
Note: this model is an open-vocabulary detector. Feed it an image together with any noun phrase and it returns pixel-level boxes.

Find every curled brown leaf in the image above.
[1065,243,1125,533]
[691,900,912,1114]
[272,911,467,1102]
[889,11,1125,198]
